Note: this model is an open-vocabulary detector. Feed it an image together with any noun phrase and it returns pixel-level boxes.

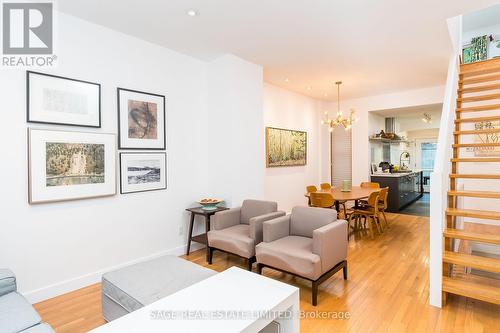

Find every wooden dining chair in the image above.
[358,182,380,206]
[360,182,380,188]
[378,187,389,228]
[348,191,381,239]
[306,185,318,206]
[320,183,331,190]
[309,192,335,209]
[306,185,318,193]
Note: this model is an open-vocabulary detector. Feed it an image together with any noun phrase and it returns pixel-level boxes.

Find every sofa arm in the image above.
[211,207,241,230]
[312,220,348,272]
[0,269,17,297]
[249,211,286,244]
[263,215,291,243]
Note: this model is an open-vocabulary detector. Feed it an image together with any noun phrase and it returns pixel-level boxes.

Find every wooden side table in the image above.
[185,206,229,261]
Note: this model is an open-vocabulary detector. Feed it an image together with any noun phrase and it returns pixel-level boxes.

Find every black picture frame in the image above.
[117,87,166,150]
[26,70,101,128]
[119,152,167,194]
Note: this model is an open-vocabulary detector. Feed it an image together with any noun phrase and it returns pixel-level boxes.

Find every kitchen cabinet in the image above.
[370,171,424,212]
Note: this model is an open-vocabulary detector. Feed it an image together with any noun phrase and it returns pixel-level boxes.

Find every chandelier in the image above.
[322,81,359,132]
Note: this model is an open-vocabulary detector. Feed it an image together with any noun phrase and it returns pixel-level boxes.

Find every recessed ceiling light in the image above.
[284,78,289,83]
[307,86,312,91]
[186,9,199,17]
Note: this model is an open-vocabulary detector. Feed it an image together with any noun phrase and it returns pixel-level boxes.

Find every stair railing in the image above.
[429,42,462,308]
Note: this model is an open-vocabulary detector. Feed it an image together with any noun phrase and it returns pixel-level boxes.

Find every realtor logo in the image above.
[1,1,55,67]
[2,2,53,54]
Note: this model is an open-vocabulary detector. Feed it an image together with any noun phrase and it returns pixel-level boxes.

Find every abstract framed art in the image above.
[265,127,307,167]
[119,152,167,194]
[28,128,116,204]
[27,71,101,127]
[117,88,166,150]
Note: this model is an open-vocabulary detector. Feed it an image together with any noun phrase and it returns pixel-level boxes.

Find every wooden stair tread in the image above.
[459,83,500,93]
[456,103,500,113]
[453,143,500,148]
[446,208,500,220]
[460,74,500,85]
[458,93,500,102]
[442,276,500,305]
[444,228,500,245]
[443,251,500,273]
[449,174,500,179]
[455,116,500,123]
[454,129,500,135]
[451,158,500,162]
[448,190,500,198]
[461,58,500,77]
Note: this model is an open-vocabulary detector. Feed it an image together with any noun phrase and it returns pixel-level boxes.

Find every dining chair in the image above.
[377,187,389,228]
[306,185,318,193]
[320,183,331,190]
[358,182,380,206]
[319,182,349,218]
[360,182,380,188]
[310,192,335,209]
[306,185,318,206]
[348,191,381,239]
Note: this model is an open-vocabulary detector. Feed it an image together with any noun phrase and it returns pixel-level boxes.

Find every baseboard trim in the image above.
[24,243,204,304]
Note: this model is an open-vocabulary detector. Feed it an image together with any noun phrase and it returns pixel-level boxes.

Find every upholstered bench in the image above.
[102,255,216,322]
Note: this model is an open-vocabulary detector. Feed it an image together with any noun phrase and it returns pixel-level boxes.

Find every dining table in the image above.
[305,186,381,216]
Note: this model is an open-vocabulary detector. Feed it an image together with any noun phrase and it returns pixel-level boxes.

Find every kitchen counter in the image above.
[371,171,424,212]
[370,170,422,178]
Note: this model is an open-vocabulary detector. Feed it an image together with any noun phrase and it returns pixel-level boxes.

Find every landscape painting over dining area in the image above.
[266,127,306,167]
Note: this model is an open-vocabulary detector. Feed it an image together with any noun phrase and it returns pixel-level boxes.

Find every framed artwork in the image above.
[265,127,307,167]
[117,88,166,150]
[120,152,167,194]
[27,71,101,127]
[463,35,489,64]
[28,128,116,204]
[462,45,473,64]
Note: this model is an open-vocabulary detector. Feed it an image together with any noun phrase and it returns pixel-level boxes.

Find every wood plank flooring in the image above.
[33,213,500,332]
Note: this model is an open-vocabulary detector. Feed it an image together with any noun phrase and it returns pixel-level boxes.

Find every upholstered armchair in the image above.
[207,200,285,270]
[256,206,348,305]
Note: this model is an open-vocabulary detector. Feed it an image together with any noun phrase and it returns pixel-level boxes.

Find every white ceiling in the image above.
[371,103,443,118]
[58,0,500,100]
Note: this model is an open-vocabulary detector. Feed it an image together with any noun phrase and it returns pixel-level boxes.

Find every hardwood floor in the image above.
[33,213,500,332]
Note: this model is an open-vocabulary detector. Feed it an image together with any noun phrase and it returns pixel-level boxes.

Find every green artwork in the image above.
[266,127,307,167]
[462,45,473,64]
[463,35,488,64]
[46,142,105,186]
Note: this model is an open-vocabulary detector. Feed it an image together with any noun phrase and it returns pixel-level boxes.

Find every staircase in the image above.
[442,57,500,306]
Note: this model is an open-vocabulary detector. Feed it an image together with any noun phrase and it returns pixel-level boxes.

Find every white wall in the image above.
[263,84,326,212]
[206,55,265,207]
[0,13,265,303]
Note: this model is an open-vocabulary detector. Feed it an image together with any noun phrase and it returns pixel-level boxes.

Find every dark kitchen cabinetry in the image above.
[370,171,424,212]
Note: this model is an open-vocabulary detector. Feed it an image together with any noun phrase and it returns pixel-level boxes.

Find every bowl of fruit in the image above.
[198,198,224,211]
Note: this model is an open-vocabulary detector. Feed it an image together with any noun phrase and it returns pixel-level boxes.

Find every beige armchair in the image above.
[207,200,285,270]
[256,206,348,305]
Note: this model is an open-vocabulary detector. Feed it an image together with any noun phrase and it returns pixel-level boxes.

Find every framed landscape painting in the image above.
[120,152,167,194]
[27,71,101,127]
[117,88,166,150]
[28,129,116,204]
[266,127,307,167]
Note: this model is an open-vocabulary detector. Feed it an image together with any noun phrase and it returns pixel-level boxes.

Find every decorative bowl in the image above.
[198,198,224,211]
